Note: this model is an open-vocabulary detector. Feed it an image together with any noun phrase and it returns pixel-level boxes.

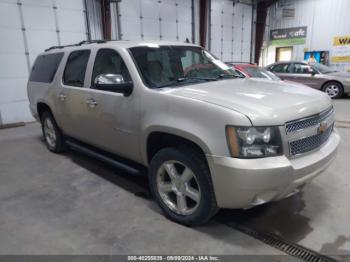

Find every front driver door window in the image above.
[91,49,131,85]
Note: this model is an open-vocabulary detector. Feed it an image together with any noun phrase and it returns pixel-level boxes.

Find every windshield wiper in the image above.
[177,76,218,82]
[216,74,242,79]
[154,76,218,89]
[154,77,215,89]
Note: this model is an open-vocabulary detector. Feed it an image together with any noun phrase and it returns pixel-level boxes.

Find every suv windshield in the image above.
[129,45,240,88]
[311,63,337,74]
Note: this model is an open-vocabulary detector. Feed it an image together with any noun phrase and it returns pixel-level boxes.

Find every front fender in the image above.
[139,90,251,165]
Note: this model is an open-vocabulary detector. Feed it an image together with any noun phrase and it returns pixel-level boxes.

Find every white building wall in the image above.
[112,0,254,62]
[261,0,350,71]
[209,0,253,62]
[113,0,198,44]
[0,0,88,125]
[86,0,103,40]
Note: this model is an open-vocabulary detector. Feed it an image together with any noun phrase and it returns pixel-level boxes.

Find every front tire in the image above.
[149,147,218,226]
[41,111,66,153]
[323,82,344,99]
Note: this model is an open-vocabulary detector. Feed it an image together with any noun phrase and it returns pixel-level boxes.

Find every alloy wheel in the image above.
[44,118,56,148]
[325,84,340,98]
[156,160,201,215]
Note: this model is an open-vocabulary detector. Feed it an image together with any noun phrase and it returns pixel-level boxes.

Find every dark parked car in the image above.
[266,61,350,98]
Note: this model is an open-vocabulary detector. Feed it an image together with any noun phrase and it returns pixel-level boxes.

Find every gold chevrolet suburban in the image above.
[27,40,340,226]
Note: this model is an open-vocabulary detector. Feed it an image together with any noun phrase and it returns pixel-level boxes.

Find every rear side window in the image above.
[29,53,64,83]
[291,63,312,74]
[63,50,90,87]
[270,63,290,73]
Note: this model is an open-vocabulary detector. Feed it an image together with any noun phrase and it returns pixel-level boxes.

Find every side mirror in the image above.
[309,68,317,76]
[93,74,133,96]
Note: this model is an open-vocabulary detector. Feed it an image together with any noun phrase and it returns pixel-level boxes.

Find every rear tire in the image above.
[40,111,66,153]
[322,82,344,99]
[149,147,218,226]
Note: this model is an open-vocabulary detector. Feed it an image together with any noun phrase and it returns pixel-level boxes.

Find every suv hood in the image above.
[166,78,332,126]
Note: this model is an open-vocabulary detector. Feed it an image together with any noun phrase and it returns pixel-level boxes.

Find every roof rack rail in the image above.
[45,40,106,52]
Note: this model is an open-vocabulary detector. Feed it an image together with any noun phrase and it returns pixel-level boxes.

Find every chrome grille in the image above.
[285,107,334,156]
[289,125,333,155]
[286,107,334,134]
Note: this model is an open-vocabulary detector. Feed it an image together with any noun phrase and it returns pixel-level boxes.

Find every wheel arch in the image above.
[144,128,211,166]
[37,102,53,120]
[321,80,344,91]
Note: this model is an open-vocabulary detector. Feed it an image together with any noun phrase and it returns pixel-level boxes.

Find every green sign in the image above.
[270,27,307,46]
[270,37,306,46]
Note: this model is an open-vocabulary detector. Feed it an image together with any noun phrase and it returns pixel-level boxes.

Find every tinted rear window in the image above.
[29,53,64,83]
[63,50,90,87]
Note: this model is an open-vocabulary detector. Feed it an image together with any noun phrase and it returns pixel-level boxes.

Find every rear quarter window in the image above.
[29,53,64,83]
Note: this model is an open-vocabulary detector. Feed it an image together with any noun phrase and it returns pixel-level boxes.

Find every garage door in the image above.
[0,0,88,125]
[209,0,252,62]
[114,0,195,43]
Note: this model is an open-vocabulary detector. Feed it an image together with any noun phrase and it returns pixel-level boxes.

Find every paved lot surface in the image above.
[0,123,283,255]
[0,99,349,257]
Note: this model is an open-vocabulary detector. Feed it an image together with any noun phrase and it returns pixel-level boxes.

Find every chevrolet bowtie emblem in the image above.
[318,122,328,134]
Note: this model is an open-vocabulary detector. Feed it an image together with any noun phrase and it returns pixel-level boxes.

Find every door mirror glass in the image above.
[94,74,133,96]
[95,73,125,85]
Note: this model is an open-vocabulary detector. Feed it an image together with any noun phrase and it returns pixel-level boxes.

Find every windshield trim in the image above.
[127,47,152,88]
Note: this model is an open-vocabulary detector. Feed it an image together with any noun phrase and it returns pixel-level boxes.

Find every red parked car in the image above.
[226,62,281,81]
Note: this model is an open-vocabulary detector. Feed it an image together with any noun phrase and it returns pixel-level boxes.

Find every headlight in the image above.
[226,126,282,158]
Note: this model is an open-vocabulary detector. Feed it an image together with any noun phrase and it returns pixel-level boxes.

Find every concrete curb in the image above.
[0,122,25,130]
[335,120,350,129]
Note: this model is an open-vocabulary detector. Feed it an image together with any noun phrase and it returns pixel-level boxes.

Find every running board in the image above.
[66,140,141,175]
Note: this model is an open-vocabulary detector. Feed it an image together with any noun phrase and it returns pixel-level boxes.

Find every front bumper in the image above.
[206,130,340,209]
[343,83,350,94]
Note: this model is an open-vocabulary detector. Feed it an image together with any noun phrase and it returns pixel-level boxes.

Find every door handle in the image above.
[58,93,67,101]
[85,98,98,108]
